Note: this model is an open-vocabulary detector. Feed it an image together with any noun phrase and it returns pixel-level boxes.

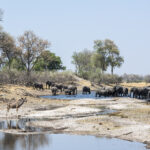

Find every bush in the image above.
[0,70,76,85]
[87,71,122,84]
[101,74,122,84]
[121,74,144,83]
[144,75,150,83]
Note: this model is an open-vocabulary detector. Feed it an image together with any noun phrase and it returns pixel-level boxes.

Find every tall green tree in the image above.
[105,39,124,75]
[93,39,124,75]
[17,31,50,77]
[72,49,93,79]
[33,50,66,71]
[0,32,16,70]
[93,40,108,73]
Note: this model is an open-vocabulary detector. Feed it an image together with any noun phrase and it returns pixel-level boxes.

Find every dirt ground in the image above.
[0,82,150,148]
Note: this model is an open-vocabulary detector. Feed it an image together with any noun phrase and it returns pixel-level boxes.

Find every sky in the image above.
[0,0,150,75]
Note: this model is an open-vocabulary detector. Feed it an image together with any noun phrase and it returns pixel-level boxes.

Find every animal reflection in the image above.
[0,133,50,150]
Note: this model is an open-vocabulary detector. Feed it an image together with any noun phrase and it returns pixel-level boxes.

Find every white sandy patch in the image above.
[26,105,101,118]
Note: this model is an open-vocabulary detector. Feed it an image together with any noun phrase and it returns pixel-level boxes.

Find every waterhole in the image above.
[0,133,148,150]
[41,91,113,100]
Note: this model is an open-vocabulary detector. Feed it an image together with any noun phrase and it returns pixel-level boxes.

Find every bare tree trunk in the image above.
[27,65,31,81]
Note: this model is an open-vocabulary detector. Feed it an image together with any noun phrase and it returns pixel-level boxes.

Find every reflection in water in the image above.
[0,119,44,132]
[0,133,147,150]
[0,133,50,150]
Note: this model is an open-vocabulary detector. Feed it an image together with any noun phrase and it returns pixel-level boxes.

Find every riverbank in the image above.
[0,84,150,148]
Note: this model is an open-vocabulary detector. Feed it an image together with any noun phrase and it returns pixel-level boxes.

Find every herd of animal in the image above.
[28,81,150,100]
[96,86,150,99]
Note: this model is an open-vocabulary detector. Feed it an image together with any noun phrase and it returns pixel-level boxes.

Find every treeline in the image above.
[72,40,124,84]
[0,31,65,73]
[0,11,65,79]
[122,74,150,83]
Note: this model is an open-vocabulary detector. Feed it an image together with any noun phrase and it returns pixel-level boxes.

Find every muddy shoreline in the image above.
[0,84,150,148]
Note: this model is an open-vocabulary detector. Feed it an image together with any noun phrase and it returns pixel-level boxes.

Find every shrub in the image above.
[144,75,150,83]
[0,70,76,85]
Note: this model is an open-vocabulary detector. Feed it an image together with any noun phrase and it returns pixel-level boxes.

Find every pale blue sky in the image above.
[1,0,150,75]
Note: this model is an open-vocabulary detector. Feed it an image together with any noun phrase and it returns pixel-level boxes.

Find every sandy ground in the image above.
[0,84,150,148]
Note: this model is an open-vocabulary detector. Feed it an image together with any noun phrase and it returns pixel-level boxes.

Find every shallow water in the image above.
[0,133,147,150]
[42,91,113,100]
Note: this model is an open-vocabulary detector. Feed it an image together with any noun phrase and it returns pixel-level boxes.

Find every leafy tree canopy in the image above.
[33,50,66,71]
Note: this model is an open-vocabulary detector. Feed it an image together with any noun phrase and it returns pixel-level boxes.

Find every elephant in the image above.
[55,84,63,92]
[95,89,108,97]
[130,87,150,99]
[62,85,68,91]
[113,86,123,97]
[106,88,115,97]
[130,87,137,98]
[46,81,55,89]
[147,90,150,99]
[139,87,150,99]
[64,89,72,95]
[33,83,44,90]
[67,85,77,95]
[82,86,91,94]
[51,87,58,96]
[123,87,128,96]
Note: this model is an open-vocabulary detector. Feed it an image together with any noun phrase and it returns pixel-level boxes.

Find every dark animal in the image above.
[46,81,55,89]
[34,83,44,90]
[147,91,150,99]
[51,87,58,95]
[95,87,114,97]
[130,87,137,98]
[106,88,115,97]
[113,86,123,97]
[64,89,72,95]
[62,85,68,91]
[55,84,63,92]
[130,87,150,99]
[82,86,91,94]
[123,87,128,96]
[130,87,143,99]
[67,86,77,95]
[95,88,109,97]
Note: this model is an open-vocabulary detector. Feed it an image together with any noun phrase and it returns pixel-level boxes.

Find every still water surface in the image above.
[0,133,147,150]
[42,91,113,100]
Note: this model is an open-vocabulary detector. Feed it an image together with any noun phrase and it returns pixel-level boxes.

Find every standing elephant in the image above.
[46,81,55,89]
[33,83,44,90]
[113,86,123,97]
[82,86,91,94]
[95,89,107,97]
[51,87,58,96]
[123,87,128,96]
[55,84,63,92]
[67,85,77,95]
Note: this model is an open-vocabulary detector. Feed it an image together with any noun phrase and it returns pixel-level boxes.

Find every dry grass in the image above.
[120,82,150,88]
[116,108,150,124]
